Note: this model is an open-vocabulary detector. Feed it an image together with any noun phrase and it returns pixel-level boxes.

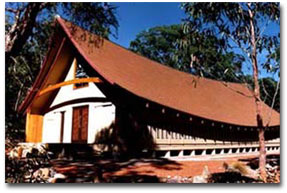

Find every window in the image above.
[74,61,89,89]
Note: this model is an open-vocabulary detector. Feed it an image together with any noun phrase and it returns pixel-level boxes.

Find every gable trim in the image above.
[18,36,67,114]
[38,77,102,97]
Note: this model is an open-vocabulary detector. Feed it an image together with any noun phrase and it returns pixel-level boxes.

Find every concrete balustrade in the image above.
[147,126,280,158]
[201,150,206,156]
[157,144,279,158]
[190,150,195,156]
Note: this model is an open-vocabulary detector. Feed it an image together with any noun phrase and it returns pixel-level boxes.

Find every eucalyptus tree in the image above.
[181,2,280,181]
[130,24,244,83]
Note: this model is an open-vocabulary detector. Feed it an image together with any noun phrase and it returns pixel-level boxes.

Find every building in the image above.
[18,17,280,157]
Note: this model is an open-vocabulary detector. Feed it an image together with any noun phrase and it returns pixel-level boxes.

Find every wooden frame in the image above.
[37,77,102,97]
[25,109,43,142]
[60,111,65,143]
[72,105,89,143]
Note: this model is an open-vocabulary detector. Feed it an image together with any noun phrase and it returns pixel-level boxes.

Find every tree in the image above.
[181,2,280,181]
[5,2,119,143]
[130,24,244,82]
[130,25,184,70]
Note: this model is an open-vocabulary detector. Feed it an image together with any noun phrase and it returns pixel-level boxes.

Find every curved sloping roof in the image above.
[20,17,280,127]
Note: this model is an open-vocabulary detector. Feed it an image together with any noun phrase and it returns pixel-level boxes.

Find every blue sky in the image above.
[109,2,185,48]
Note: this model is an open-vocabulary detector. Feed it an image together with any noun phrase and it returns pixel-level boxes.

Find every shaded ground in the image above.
[50,153,280,183]
[52,157,180,183]
[107,159,229,178]
[6,143,279,183]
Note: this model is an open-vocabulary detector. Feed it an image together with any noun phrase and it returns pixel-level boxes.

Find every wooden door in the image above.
[72,105,89,143]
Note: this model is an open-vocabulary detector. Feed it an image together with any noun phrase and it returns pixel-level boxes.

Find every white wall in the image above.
[88,103,115,143]
[42,112,61,143]
[42,59,116,143]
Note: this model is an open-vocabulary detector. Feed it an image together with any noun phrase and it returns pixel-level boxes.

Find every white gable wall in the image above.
[42,59,115,143]
[51,59,106,106]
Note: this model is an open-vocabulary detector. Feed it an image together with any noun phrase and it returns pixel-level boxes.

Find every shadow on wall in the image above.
[94,111,157,158]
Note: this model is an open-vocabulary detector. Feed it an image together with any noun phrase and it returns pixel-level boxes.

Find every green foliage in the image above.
[266,47,280,74]
[130,24,244,82]
[130,25,182,69]
[60,2,118,39]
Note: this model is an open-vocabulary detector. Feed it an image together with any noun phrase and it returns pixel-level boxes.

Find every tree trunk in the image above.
[5,3,48,59]
[248,3,267,182]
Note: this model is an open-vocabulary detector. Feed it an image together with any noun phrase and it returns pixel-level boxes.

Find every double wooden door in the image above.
[72,105,89,143]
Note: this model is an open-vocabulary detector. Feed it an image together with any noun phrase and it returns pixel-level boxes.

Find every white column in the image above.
[201,150,206,156]
[236,148,240,154]
[164,151,170,158]
[179,150,184,157]
[190,150,195,156]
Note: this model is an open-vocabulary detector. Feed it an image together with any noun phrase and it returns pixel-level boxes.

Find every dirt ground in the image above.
[106,159,230,178]
[52,153,280,182]
[104,155,253,178]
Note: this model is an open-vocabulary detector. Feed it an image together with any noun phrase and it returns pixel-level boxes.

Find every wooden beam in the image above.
[25,110,43,142]
[38,77,102,97]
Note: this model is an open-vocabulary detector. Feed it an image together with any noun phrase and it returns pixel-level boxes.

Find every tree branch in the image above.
[5,8,18,14]
[266,78,280,126]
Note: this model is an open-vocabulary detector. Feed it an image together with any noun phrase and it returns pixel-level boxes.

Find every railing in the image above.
[147,125,280,151]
